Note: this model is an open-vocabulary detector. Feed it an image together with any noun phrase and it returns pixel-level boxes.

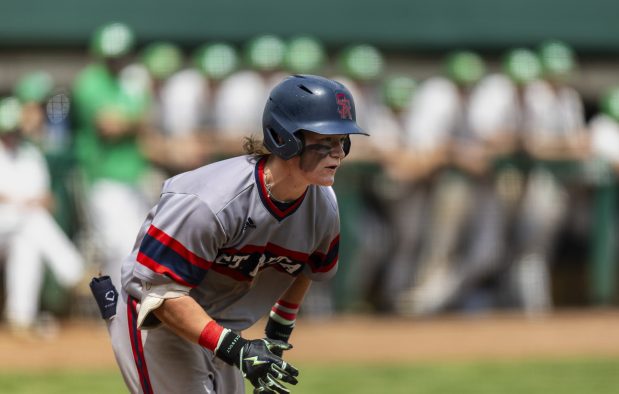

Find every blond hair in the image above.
[242,135,271,158]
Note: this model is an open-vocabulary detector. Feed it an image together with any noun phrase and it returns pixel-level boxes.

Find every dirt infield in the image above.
[1,309,618,371]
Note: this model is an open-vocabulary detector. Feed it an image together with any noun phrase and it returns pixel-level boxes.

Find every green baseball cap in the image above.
[444,51,486,86]
[14,71,55,104]
[339,44,384,81]
[381,76,417,110]
[538,40,576,79]
[0,97,22,133]
[91,22,136,59]
[503,48,542,85]
[284,36,326,74]
[601,87,619,122]
[244,35,286,71]
[141,42,183,80]
[193,42,239,80]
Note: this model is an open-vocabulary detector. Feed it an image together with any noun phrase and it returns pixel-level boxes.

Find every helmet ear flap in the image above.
[263,125,303,160]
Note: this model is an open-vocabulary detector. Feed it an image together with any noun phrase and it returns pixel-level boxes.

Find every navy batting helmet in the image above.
[262,74,367,160]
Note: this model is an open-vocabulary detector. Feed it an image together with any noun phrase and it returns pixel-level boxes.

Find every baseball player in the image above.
[94,75,367,393]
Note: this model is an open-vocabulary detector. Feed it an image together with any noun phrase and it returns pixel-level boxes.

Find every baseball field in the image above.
[0,310,618,393]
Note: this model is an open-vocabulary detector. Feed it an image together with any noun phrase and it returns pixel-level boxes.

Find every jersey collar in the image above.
[254,156,307,221]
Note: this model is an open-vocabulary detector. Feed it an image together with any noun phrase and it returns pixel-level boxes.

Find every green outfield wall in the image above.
[1,0,618,52]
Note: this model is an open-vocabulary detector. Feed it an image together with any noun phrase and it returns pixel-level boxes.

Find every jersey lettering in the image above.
[214,251,304,278]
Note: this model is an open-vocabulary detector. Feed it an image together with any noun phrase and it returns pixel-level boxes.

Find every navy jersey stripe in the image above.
[138,233,208,287]
[308,235,339,273]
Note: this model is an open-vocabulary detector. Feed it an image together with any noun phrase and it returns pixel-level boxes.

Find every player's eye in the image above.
[304,136,349,156]
[304,143,333,156]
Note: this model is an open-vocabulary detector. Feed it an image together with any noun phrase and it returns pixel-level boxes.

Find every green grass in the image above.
[291,358,619,394]
[1,358,617,394]
[0,370,126,394]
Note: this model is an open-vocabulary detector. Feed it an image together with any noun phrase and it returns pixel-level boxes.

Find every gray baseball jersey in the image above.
[110,154,340,393]
[122,154,339,330]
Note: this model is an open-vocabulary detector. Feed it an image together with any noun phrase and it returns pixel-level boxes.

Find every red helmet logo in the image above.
[336,93,352,120]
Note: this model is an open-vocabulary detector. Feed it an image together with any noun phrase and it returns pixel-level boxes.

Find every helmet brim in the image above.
[296,120,368,136]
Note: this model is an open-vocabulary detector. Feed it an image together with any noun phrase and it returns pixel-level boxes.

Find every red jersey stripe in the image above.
[147,225,212,270]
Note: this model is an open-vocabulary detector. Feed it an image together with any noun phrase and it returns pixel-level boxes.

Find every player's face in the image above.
[297,131,348,186]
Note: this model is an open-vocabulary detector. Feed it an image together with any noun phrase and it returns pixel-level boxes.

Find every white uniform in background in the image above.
[214,71,285,137]
[0,140,83,328]
[589,114,619,166]
[158,69,210,136]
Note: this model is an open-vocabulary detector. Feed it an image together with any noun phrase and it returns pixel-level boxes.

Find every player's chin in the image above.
[314,174,336,186]
[307,167,338,186]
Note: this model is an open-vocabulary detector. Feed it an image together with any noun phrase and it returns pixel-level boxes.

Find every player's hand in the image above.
[240,338,299,393]
[264,316,294,357]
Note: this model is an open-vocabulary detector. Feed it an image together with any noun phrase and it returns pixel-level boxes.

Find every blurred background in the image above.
[0,0,618,392]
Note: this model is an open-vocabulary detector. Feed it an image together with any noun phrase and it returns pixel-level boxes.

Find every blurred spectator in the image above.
[507,40,587,315]
[584,88,619,304]
[394,54,468,315]
[0,97,83,334]
[14,71,57,148]
[524,40,587,158]
[72,22,153,289]
[398,51,508,315]
[448,49,545,314]
[138,41,210,175]
[590,87,619,172]
[192,41,240,156]
[14,71,78,235]
[358,75,420,312]
[283,35,327,75]
[326,44,388,312]
[214,34,287,150]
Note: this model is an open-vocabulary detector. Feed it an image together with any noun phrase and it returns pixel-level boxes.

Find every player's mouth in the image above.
[325,164,339,171]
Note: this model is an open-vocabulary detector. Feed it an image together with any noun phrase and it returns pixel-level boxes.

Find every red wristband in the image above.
[276,300,300,310]
[270,299,300,325]
[198,320,225,351]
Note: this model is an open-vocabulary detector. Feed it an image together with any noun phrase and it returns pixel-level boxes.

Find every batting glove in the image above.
[211,327,299,393]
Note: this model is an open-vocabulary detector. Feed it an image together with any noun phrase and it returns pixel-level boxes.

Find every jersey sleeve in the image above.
[303,193,340,281]
[134,192,227,287]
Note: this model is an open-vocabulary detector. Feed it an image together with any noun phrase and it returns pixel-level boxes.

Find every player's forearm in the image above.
[153,295,212,344]
[265,275,311,345]
[279,274,312,305]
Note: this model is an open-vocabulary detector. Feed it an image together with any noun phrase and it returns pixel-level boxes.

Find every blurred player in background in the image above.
[466,48,544,310]
[508,40,587,314]
[138,41,211,176]
[214,34,287,149]
[398,51,503,315]
[191,41,240,156]
[14,71,78,235]
[328,44,389,313]
[587,87,619,302]
[100,75,367,393]
[590,87,619,173]
[360,75,419,312]
[0,97,83,335]
[14,71,57,149]
[72,22,153,289]
[283,36,326,76]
